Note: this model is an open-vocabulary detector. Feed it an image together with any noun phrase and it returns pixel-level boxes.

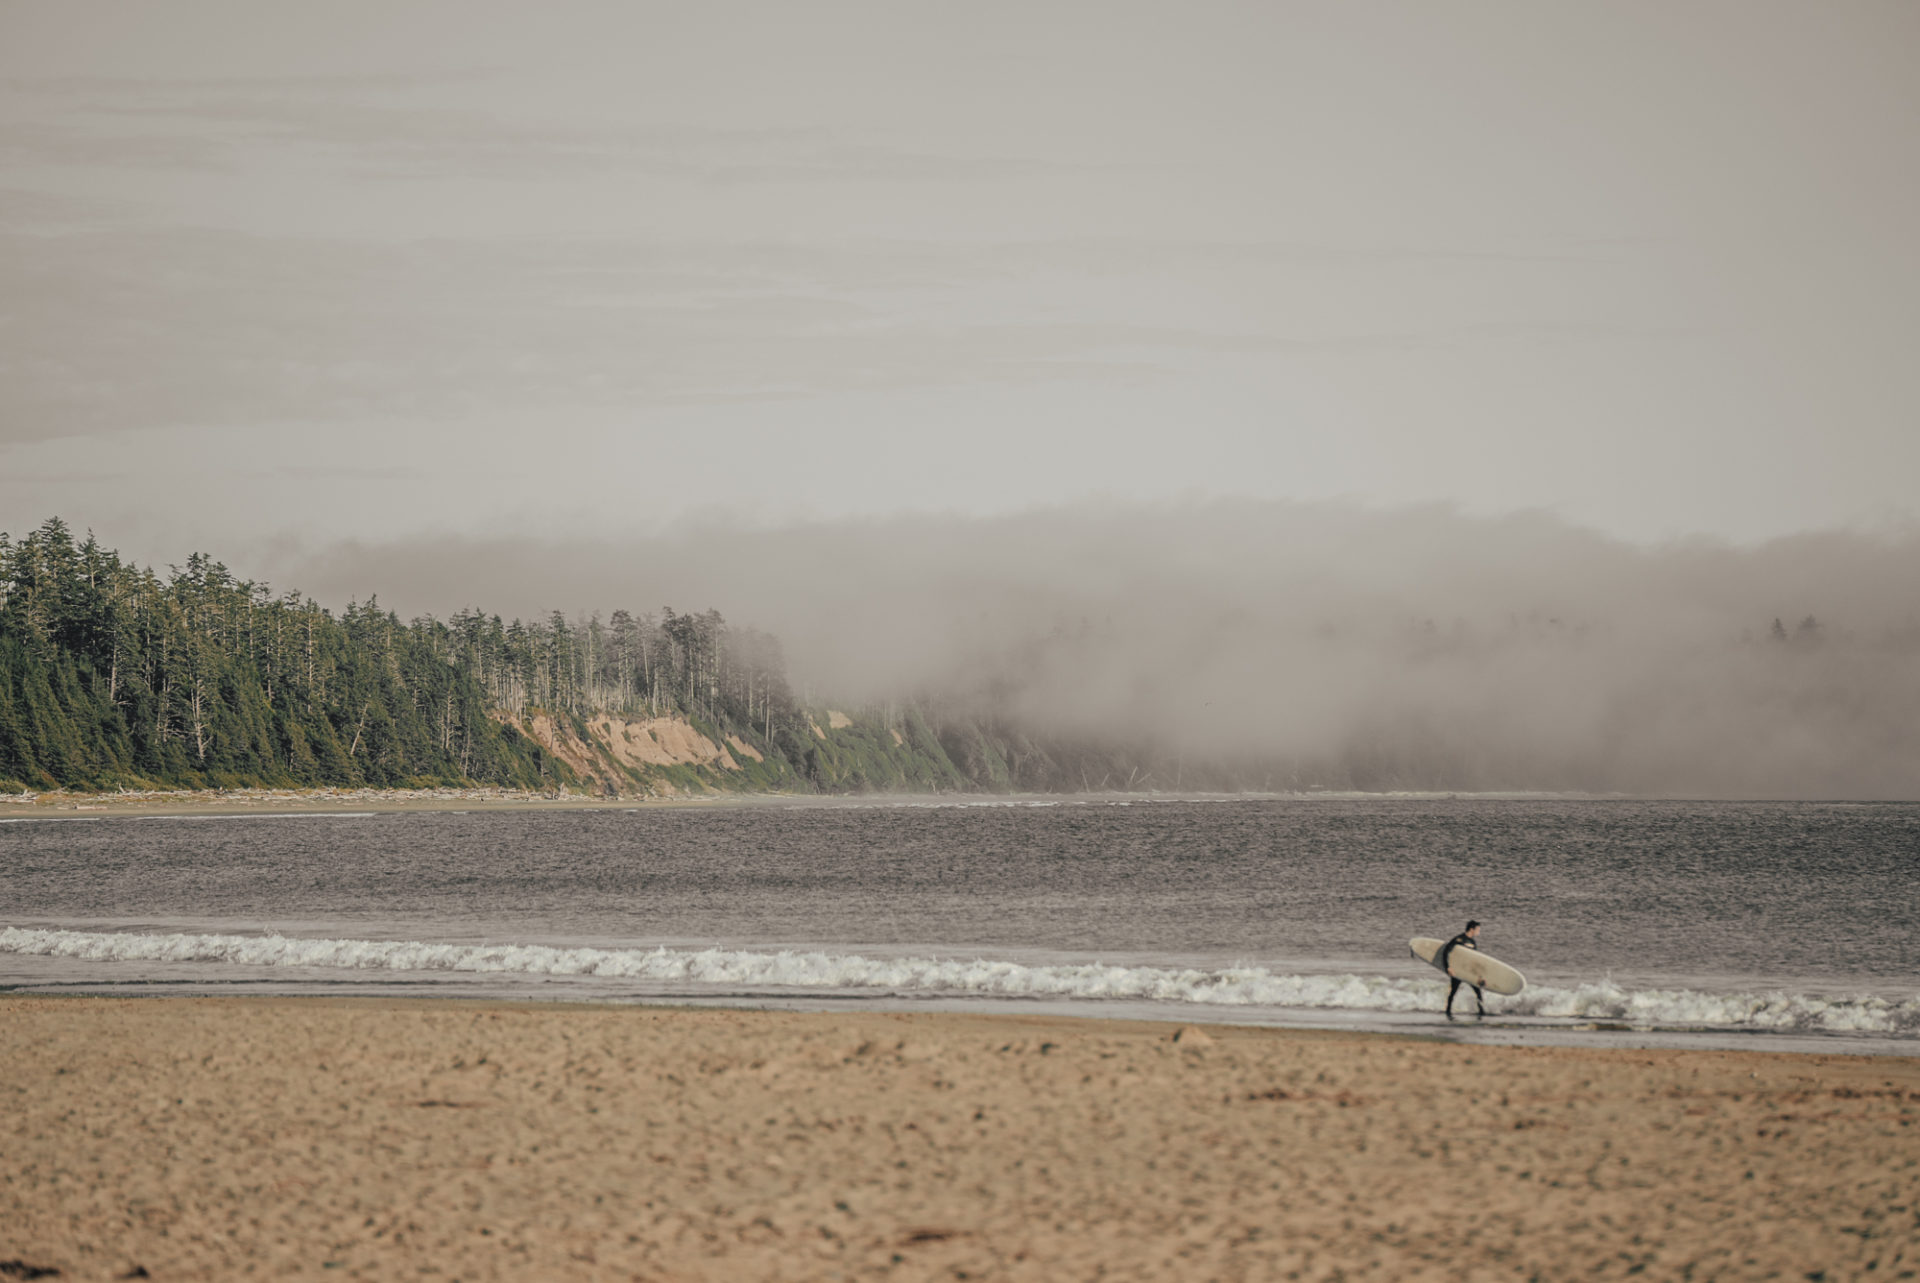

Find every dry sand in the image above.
[3,998,1916,1281]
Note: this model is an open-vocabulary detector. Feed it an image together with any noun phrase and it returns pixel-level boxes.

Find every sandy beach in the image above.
[0,787,690,820]
[3,999,1915,1281]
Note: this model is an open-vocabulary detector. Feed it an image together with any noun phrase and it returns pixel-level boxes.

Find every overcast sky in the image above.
[4,0,1919,568]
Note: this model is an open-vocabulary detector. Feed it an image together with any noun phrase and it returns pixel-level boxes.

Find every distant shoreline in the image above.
[0,784,1648,819]
[0,785,755,819]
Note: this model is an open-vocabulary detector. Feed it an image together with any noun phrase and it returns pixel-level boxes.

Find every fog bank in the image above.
[259,501,1920,798]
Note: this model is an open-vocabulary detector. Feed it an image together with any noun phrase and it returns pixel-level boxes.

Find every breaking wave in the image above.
[4,926,1915,1037]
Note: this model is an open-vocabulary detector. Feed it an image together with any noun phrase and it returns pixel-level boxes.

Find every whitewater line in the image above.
[2,927,1914,1036]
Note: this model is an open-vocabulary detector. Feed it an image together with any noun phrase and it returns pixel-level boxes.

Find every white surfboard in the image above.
[1409,936,1526,996]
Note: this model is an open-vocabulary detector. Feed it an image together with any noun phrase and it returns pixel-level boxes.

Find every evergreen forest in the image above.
[0,517,822,794]
[0,517,1164,796]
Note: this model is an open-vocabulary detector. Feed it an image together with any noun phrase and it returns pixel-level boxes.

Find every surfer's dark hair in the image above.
[1465,920,1480,930]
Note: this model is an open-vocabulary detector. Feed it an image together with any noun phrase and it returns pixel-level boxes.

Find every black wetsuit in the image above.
[1437,931,1483,1016]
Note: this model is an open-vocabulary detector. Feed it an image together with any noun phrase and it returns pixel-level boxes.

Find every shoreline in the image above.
[0,784,776,818]
[7,983,1916,1059]
[1,784,1675,819]
[4,996,1915,1280]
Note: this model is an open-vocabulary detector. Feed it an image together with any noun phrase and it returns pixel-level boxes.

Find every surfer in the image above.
[1437,920,1483,1019]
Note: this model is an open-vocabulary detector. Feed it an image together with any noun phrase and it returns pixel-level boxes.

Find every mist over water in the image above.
[265,501,1920,798]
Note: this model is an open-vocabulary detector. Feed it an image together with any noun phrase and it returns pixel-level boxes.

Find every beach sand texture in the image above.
[4,999,1916,1281]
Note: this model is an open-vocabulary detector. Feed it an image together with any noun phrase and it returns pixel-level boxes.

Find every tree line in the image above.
[0,518,808,793]
[28,513,1867,798]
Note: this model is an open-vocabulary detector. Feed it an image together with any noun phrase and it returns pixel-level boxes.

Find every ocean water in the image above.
[3,797,1916,1054]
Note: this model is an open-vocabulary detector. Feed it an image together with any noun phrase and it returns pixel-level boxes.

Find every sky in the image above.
[5,0,1919,568]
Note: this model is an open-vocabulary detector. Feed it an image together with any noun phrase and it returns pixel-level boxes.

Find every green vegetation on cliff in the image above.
[0,517,1155,796]
[1,519,562,792]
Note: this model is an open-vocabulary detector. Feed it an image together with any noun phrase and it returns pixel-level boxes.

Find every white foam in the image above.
[3,926,1914,1037]
[1502,979,1920,1035]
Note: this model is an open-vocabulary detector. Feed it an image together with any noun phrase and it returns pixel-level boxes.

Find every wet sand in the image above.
[5,998,1917,1280]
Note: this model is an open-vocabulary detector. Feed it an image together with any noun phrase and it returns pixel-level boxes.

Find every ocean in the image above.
[3,796,1916,1054]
